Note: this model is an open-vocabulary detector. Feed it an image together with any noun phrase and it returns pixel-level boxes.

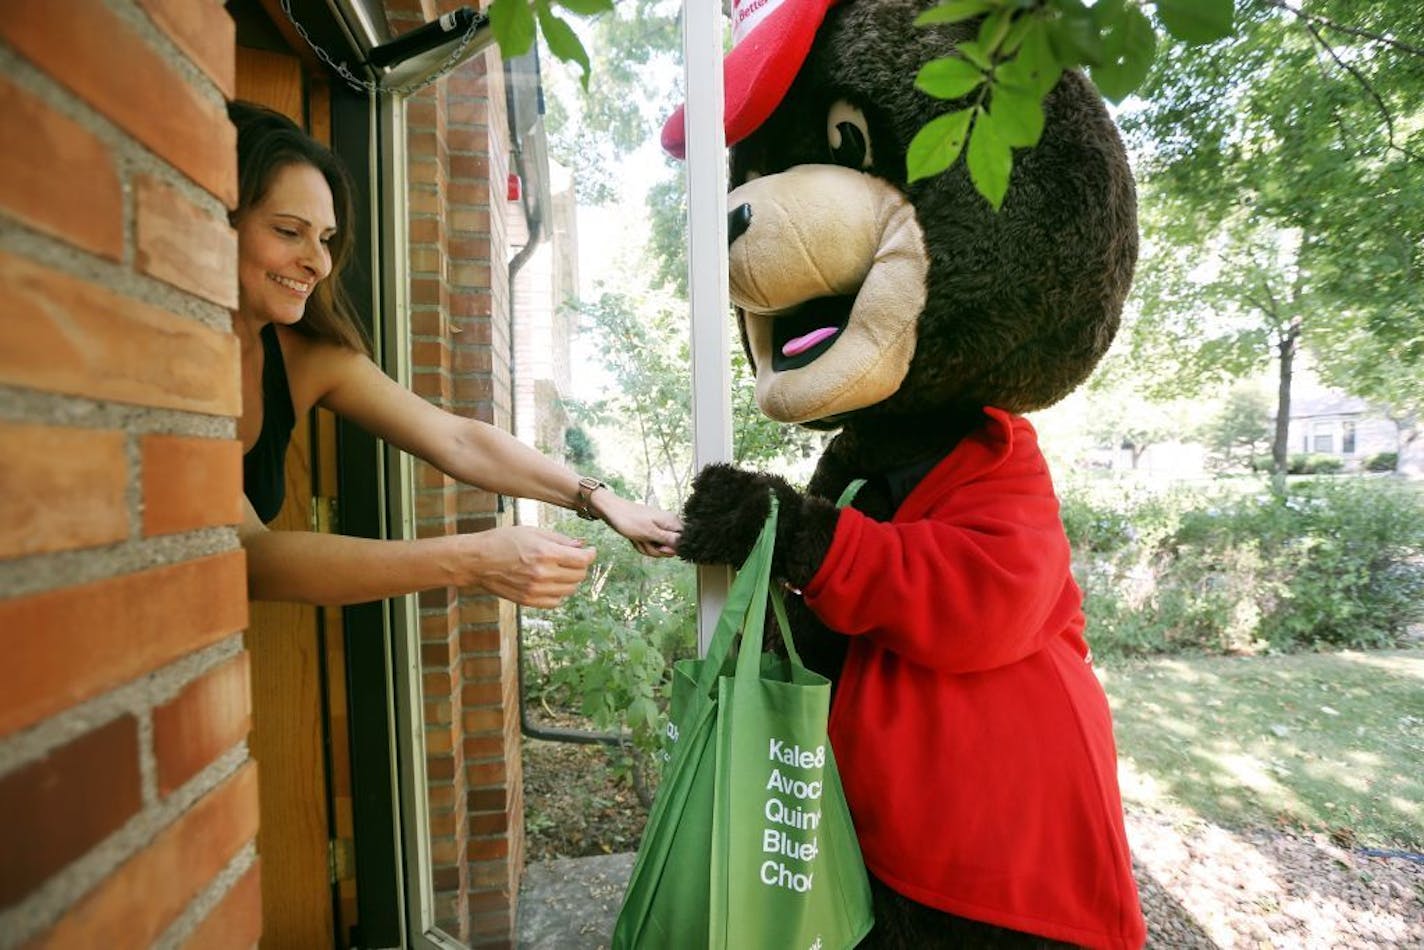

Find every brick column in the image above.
[0,0,258,945]
[391,0,524,943]
[447,29,525,950]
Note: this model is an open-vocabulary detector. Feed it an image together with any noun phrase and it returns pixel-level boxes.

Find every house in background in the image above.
[1287,394,1400,467]
[1283,363,1401,470]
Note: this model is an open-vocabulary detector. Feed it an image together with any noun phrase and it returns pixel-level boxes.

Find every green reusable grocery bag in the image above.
[612,495,874,950]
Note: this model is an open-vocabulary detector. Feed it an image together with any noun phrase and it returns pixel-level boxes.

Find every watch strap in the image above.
[575,475,607,520]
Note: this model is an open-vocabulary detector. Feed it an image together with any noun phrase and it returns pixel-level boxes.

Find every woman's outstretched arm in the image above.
[238,498,596,607]
[309,341,681,556]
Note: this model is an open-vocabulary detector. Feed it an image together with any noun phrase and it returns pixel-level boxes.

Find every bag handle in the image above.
[734,513,777,681]
[695,480,865,691]
[694,494,780,697]
[769,587,803,668]
[836,477,867,508]
[765,478,863,671]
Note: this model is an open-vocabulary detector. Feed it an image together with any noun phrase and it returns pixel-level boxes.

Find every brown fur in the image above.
[730,0,1137,421]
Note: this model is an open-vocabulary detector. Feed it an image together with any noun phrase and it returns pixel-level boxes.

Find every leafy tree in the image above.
[1304,137,1424,456]
[568,291,693,507]
[1201,384,1273,471]
[1077,371,1196,469]
[538,0,682,205]
[563,424,597,469]
[1115,0,1424,489]
[644,174,688,297]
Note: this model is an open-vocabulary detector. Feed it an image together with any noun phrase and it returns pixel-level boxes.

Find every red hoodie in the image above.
[803,408,1146,949]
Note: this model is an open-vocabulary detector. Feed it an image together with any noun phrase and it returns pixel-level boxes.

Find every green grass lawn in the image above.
[1099,649,1424,850]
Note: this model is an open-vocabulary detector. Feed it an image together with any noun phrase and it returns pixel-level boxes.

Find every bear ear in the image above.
[661,0,840,159]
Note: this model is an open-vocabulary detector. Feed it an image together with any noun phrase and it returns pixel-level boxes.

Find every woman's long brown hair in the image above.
[228,100,371,354]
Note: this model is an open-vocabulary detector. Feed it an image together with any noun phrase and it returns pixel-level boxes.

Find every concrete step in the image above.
[517,853,635,949]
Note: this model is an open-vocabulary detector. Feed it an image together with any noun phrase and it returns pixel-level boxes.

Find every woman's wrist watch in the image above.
[574,475,608,521]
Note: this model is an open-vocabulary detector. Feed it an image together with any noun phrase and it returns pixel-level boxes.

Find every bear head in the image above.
[670,0,1138,436]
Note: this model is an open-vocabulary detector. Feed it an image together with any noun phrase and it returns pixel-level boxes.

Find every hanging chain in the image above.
[279,0,487,98]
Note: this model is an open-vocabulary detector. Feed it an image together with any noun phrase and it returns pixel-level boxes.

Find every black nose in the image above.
[728,203,752,246]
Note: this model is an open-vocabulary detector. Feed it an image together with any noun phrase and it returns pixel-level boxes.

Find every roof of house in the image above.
[1290,390,1372,419]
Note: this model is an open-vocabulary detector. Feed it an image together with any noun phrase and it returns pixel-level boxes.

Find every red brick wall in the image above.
[390,0,525,944]
[0,0,257,945]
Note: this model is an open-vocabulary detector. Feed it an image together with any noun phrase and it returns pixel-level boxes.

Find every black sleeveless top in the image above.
[243,324,296,524]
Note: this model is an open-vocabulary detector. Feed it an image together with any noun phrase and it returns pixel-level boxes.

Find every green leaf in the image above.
[536,1,592,88]
[967,108,1013,209]
[626,638,647,666]
[490,0,537,58]
[554,0,613,14]
[1090,3,1156,102]
[1047,5,1103,67]
[1155,0,1233,45]
[996,18,1061,97]
[632,697,659,735]
[916,55,987,101]
[1088,0,1128,29]
[955,40,993,70]
[907,107,975,182]
[976,9,1014,53]
[1000,10,1037,56]
[915,0,996,26]
[990,83,1045,147]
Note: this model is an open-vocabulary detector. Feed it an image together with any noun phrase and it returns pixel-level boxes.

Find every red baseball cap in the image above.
[661,0,841,159]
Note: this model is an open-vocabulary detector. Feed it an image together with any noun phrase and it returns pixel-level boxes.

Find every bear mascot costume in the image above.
[665,0,1147,947]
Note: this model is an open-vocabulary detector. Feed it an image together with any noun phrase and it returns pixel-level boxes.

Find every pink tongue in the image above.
[781,326,840,358]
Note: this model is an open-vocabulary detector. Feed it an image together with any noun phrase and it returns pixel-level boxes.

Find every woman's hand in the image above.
[455,526,598,608]
[591,492,683,558]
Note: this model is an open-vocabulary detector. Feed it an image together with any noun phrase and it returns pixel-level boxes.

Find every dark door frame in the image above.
[329,83,405,950]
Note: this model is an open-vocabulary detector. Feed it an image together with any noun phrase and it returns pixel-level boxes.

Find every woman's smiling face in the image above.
[235,161,337,327]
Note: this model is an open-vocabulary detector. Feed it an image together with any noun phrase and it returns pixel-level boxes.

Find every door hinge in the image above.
[329,837,355,883]
[311,496,338,534]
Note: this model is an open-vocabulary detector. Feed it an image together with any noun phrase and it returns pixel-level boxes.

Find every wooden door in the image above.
[235,37,356,950]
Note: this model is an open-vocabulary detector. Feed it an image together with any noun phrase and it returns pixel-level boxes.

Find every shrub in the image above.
[1251,454,1344,475]
[1308,455,1345,475]
[1066,478,1424,658]
[525,517,698,768]
[1060,494,1134,554]
[1365,452,1398,473]
[1286,453,1345,475]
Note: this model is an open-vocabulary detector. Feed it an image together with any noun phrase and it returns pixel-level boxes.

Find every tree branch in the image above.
[1297,17,1422,162]
[1266,1,1424,60]
[1244,279,1279,321]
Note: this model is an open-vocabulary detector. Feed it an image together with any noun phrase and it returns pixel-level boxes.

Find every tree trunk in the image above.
[1272,317,1302,494]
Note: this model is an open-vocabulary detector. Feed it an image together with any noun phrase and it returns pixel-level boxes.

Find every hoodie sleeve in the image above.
[802,417,1079,673]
